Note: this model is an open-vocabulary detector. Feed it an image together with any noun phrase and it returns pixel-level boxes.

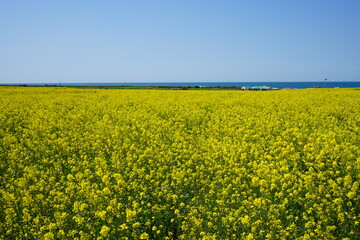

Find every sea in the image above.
[5,81,360,89]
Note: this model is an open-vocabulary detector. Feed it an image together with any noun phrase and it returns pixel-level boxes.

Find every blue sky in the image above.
[1,1,360,83]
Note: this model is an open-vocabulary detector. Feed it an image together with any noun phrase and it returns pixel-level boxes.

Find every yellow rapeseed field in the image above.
[0,86,359,239]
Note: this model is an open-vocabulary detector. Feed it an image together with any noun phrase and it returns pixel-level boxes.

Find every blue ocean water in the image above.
[60,81,359,89]
[5,81,360,89]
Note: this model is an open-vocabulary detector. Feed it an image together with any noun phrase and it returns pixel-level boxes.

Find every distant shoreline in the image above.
[1,81,360,90]
[1,84,360,91]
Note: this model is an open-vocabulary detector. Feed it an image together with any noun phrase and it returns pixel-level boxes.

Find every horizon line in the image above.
[1,80,360,85]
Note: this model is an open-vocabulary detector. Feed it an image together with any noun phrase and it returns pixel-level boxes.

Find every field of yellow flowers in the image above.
[0,86,359,239]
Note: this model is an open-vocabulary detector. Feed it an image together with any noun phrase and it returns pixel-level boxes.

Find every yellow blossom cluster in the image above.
[0,87,359,239]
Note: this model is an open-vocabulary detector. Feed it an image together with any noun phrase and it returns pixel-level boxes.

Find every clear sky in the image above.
[1,0,360,83]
